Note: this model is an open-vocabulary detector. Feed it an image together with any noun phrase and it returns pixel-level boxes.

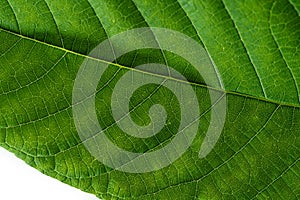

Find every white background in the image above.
[0,147,100,200]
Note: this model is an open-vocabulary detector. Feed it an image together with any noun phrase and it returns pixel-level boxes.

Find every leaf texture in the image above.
[0,0,299,199]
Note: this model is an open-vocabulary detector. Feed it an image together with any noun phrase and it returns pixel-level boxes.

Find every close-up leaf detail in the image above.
[0,0,299,199]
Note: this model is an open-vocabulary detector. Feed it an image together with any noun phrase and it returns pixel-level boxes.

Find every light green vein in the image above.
[0,26,300,110]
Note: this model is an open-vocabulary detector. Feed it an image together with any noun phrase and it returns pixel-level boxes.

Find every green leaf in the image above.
[0,0,299,199]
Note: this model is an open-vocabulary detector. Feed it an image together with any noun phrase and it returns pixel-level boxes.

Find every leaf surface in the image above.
[0,0,299,199]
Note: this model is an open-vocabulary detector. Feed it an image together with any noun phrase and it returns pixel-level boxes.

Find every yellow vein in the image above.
[1,27,300,109]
